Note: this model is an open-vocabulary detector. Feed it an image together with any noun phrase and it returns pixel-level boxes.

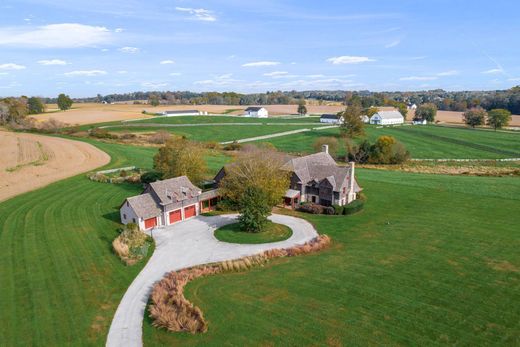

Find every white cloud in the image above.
[142,82,168,89]
[307,74,325,78]
[482,68,503,74]
[169,72,182,76]
[101,48,109,52]
[194,73,239,85]
[0,63,26,70]
[436,70,459,76]
[242,61,280,67]
[399,76,438,81]
[263,71,288,77]
[64,70,107,76]
[115,28,124,33]
[37,59,68,66]
[160,60,175,65]
[0,23,112,48]
[119,46,139,53]
[326,56,375,64]
[117,70,127,74]
[385,40,400,48]
[508,77,520,82]
[175,7,216,22]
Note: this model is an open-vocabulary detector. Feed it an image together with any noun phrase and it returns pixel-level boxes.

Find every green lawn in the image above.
[106,124,316,143]
[0,139,227,346]
[214,221,292,244]
[144,169,520,346]
[124,115,320,125]
[259,125,520,159]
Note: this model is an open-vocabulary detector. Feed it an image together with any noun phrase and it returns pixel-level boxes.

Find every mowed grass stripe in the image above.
[144,171,520,346]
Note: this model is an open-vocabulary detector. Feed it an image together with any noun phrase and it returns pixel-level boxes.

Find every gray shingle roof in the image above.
[149,176,202,204]
[281,152,351,191]
[373,110,404,120]
[320,114,341,119]
[126,193,161,220]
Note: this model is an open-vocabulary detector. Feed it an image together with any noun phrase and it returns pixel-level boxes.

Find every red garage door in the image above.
[169,209,182,224]
[144,217,157,229]
[184,205,196,219]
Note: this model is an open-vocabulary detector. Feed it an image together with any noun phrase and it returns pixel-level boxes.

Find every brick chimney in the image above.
[322,144,329,154]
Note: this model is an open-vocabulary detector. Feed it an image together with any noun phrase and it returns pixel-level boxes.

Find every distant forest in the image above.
[47,86,520,114]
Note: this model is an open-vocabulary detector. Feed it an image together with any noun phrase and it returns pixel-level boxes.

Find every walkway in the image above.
[106,213,318,347]
[220,125,338,144]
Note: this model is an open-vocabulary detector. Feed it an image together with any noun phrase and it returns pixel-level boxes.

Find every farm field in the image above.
[259,125,520,159]
[0,130,110,202]
[33,103,345,125]
[123,115,321,124]
[416,110,520,127]
[0,139,229,346]
[144,169,520,346]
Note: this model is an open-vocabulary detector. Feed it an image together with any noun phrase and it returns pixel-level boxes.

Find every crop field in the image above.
[123,115,321,124]
[144,169,520,346]
[259,125,520,159]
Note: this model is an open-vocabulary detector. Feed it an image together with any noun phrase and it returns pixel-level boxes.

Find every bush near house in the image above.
[112,223,153,265]
[342,198,365,215]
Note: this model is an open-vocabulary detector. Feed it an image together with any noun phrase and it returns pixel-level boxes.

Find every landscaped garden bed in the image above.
[214,221,292,244]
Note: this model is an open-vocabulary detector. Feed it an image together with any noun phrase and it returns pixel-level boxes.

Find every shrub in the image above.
[120,133,137,140]
[141,170,163,184]
[204,141,221,150]
[90,127,118,139]
[148,131,171,144]
[119,170,127,177]
[38,118,68,133]
[343,199,364,215]
[298,203,324,214]
[112,223,151,265]
[332,204,344,215]
[323,206,335,215]
[237,186,271,233]
[223,141,241,151]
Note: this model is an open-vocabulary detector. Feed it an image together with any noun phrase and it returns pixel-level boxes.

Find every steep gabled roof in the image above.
[281,152,350,192]
[148,176,202,204]
[126,193,161,219]
[245,106,265,112]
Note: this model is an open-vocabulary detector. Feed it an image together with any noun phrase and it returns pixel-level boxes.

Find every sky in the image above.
[0,0,519,97]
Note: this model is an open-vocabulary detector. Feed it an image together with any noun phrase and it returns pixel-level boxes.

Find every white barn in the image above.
[244,107,268,118]
[320,114,343,124]
[370,111,404,125]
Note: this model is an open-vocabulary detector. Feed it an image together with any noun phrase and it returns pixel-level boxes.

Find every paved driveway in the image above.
[106,213,318,347]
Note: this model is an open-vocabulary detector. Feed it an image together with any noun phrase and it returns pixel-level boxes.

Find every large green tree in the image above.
[57,93,73,111]
[340,105,365,138]
[237,187,271,233]
[28,97,45,114]
[487,108,512,130]
[153,139,207,185]
[462,107,487,128]
[219,147,290,232]
[415,103,437,122]
[297,99,307,116]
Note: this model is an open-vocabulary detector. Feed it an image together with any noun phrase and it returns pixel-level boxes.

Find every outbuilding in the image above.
[370,110,404,125]
[320,114,343,124]
[244,107,268,118]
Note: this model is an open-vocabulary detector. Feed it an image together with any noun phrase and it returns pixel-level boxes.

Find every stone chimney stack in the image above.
[322,144,329,154]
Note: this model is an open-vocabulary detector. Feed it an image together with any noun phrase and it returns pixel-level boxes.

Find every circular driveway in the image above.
[106,213,318,347]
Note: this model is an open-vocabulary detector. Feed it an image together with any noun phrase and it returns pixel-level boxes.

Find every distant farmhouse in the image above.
[244,107,268,118]
[158,110,207,116]
[370,110,404,125]
[412,118,428,125]
[122,146,362,230]
[320,113,344,124]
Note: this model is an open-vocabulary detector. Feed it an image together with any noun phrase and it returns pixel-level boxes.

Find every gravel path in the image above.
[220,125,338,144]
[106,213,318,347]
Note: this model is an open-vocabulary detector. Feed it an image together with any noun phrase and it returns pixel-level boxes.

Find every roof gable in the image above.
[148,176,202,204]
[373,110,404,120]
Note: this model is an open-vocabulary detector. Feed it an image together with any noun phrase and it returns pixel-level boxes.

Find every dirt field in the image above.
[33,103,350,125]
[0,131,110,202]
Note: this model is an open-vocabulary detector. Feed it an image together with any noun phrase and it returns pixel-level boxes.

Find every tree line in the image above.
[0,94,73,124]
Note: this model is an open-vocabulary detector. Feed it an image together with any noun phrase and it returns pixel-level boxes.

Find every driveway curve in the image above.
[106,213,318,347]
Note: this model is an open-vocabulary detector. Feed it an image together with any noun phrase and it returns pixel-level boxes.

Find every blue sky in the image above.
[0,0,519,97]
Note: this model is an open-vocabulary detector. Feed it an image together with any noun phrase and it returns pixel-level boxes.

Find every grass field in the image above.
[124,115,321,124]
[0,140,228,346]
[106,124,316,143]
[144,169,520,346]
[259,125,520,159]
[214,222,293,244]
